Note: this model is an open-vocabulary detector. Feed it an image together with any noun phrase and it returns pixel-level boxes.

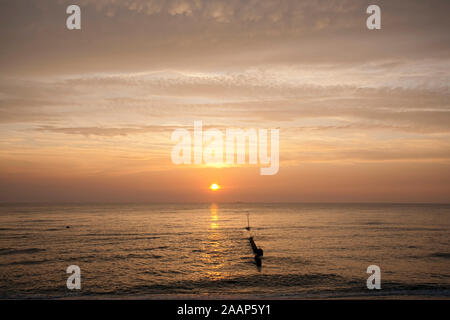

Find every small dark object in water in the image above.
[249,237,263,256]
[66,226,70,229]
[255,248,264,257]
[246,214,264,267]
[245,212,251,231]
[249,236,257,251]
[249,235,264,269]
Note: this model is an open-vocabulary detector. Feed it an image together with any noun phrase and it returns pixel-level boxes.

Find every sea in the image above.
[0,203,449,299]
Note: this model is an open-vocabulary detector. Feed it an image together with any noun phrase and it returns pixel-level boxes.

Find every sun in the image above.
[209,183,220,191]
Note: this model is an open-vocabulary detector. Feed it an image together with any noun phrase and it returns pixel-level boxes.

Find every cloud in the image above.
[0,1,449,203]
[1,0,449,76]
[1,68,449,138]
[35,125,178,137]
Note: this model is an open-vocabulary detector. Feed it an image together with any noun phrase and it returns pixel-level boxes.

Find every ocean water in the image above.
[0,203,449,299]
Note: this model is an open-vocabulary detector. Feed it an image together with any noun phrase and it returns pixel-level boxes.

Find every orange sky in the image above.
[0,0,449,203]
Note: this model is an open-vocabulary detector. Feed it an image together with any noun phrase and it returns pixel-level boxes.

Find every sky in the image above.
[0,0,449,203]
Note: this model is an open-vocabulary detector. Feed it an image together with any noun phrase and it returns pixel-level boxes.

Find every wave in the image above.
[143,246,168,251]
[83,232,162,236]
[2,273,450,299]
[0,248,45,256]
[113,253,163,260]
[83,236,161,243]
[430,252,450,259]
[0,259,50,266]
[115,273,345,294]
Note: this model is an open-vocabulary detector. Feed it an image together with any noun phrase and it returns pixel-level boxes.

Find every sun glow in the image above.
[209,183,220,191]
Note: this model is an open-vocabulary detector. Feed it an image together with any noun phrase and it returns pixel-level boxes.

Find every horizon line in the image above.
[0,201,449,205]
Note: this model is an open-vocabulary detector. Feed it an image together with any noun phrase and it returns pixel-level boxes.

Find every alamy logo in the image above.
[366,265,381,289]
[66,265,81,290]
[66,5,81,30]
[171,121,279,175]
[366,5,381,30]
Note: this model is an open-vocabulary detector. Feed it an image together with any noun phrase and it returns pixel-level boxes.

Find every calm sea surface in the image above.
[0,203,449,299]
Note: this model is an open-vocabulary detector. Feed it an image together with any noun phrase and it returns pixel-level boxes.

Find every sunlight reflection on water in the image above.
[0,203,449,298]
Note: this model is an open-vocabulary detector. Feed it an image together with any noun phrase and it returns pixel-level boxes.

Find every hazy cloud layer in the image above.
[0,0,449,202]
[1,0,449,75]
